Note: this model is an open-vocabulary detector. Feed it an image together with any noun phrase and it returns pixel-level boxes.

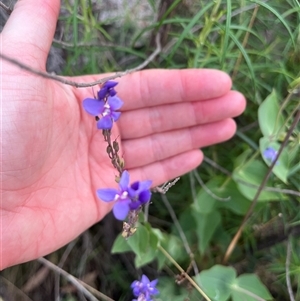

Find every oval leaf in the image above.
[231,274,273,301]
[233,159,282,201]
[258,90,284,137]
[195,265,236,301]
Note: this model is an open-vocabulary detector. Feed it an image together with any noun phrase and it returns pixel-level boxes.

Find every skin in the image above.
[0,0,246,270]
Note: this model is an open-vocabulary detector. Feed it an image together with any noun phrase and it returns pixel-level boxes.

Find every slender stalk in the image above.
[0,34,161,88]
[223,109,300,264]
[158,245,211,301]
[286,237,296,301]
[160,193,199,275]
[0,1,12,15]
[38,257,115,301]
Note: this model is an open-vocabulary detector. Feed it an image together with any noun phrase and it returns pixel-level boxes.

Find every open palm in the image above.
[0,0,246,270]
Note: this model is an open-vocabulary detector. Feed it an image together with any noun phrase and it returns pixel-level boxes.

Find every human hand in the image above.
[0,0,246,269]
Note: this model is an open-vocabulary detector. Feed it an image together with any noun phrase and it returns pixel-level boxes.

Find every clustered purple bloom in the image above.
[263,147,279,164]
[82,82,157,299]
[97,170,152,220]
[131,275,159,301]
[83,81,123,130]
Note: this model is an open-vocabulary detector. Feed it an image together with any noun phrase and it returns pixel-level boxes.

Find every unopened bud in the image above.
[113,140,119,152]
[118,158,125,169]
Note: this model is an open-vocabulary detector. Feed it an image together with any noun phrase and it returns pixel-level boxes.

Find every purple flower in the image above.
[131,274,159,301]
[83,95,123,130]
[96,171,152,220]
[98,80,118,100]
[263,147,279,164]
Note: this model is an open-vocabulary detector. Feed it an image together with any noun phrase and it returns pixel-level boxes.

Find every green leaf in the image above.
[134,247,156,268]
[144,222,164,246]
[127,224,149,256]
[163,235,186,263]
[234,148,253,169]
[149,229,159,250]
[124,224,159,268]
[193,211,221,254]
[111,234,132,254]
[231,274,273,301]
[233,159,282,201]
[195,266,273,301]
[195,265,236,301]
[258,90,284,137]
[215,179,251,215]
[192,176,251,216]
[192,177,224,214]
[157,277,188,301]
[260,137,289,183]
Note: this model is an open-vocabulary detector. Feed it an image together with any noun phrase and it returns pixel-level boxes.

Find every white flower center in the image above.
[114,191,128,201]
[102,103,111,117]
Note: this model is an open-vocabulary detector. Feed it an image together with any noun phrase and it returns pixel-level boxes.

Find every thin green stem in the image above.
[158,245,211,301]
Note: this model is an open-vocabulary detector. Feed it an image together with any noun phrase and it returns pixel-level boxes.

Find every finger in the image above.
[129,150,203,188]
[2,0,60,68]
[119,90,245,139]
[116,69,232,110]
[123,119,236,169]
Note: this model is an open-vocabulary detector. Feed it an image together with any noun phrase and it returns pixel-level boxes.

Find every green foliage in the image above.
[258,90,285,138]
[87,0,299,298]
[111,223,160,268]
[4,1,299,300]
[233,159,283,201]
[195,265,273,301]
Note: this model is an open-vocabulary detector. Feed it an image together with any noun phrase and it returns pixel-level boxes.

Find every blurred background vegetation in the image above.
[1,0,299,300]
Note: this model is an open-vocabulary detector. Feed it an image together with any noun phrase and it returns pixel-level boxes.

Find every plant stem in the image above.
[158,245,211,301]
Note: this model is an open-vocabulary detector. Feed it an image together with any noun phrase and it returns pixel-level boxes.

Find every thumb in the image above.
[1,0,60,69]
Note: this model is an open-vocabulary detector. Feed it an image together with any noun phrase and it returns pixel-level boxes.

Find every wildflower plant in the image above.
[82,81,159,300]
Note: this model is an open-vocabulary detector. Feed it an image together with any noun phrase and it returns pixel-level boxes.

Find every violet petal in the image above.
[96,188,118,202]
[141,275,150,285]
[138,180,152,191]
[119,170,130,190]
[104,80,118,89]
[109,89,117,96]
[129,200,141,210]
[138,190,151,204]
[83,98,104,116]
[108,95,124,110]
[97,116,113,130]
[113,200,130,220]
[111,111,121,122]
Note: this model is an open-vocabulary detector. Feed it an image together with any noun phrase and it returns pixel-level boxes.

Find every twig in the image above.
[37,257,114,301]
[160,193,199,275]
[0,34,161,88]
[203,156,300,197]
[54,240,77,301]
[286,237,296,301]
[158,245,211,301]
[154,177,180,194]
[0,276,33,301]
[189,170,197,201]
[223,110,300,264]
[0,1,12,15]
[192,170,230,201]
